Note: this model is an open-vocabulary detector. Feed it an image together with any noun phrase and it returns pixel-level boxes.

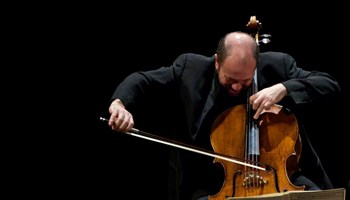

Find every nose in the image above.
[231,83,242,91]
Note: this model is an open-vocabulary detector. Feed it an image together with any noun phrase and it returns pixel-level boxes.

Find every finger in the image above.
[108,112,118,126]
[253,98,269,119]
[120,120,134,132]
[251,95,262,110]
[119,114,132,131]
[125,116,134,131]
[249,94,257,107]
[114,113,125,130]
[253,105,264,119]
[263,101,272,110]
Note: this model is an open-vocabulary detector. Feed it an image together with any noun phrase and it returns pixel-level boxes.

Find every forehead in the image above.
[221,55,256,80]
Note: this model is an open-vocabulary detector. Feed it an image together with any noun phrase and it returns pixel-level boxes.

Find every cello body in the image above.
[209,104,305,199]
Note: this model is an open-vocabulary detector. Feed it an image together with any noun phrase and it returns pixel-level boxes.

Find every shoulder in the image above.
[175,53,214,63]
[260,51,293,59]
[259,51,296,61]
[259,51,296,65]
[172,53,215,71]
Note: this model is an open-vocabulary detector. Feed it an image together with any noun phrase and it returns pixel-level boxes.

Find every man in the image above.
[107,31,340,200]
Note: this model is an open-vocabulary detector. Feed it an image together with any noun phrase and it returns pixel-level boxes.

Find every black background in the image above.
[43,3,349,199]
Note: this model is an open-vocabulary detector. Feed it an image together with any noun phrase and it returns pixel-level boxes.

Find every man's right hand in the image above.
[108,99,134,132]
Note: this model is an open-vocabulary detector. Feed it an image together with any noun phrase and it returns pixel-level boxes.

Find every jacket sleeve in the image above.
[110,54,187,110]
[279,53,340,104]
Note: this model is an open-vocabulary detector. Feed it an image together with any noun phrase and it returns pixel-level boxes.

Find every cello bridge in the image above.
[242,171,267,187]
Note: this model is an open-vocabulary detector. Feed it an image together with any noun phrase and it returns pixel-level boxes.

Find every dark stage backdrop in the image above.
[69,3,349,200]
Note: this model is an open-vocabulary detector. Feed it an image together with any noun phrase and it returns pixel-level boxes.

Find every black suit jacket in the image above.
[112,51,340,199]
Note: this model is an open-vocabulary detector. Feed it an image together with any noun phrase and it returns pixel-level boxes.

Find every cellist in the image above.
[107,31,340,199]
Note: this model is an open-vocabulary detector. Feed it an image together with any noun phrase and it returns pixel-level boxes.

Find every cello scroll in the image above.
[246,16,271,45]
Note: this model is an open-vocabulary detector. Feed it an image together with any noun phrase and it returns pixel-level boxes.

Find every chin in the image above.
[228,91,239,96]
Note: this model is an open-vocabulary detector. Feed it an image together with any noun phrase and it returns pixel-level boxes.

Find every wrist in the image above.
[110,99,125,112]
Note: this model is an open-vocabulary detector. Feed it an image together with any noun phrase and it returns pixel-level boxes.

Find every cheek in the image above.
[219,77,229,87]
[245,81,253,88]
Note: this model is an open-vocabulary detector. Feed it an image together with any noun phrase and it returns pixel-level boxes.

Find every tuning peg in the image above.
[259,34,272,44]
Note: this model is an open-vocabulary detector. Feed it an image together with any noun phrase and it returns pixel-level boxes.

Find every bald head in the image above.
[216,31,259,64]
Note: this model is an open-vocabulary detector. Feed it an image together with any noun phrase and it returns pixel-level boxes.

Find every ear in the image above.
[214,54,219,71]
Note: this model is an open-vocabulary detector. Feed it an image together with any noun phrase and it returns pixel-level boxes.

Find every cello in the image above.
[208,16,305,199]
